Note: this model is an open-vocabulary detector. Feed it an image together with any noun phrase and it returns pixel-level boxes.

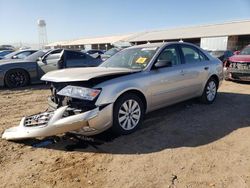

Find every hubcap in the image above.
[206,81,217,101]
[118,99,141,130]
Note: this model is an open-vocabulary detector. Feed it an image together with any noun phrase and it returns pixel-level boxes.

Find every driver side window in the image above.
[157,46,181,66]
[46,53,61,60]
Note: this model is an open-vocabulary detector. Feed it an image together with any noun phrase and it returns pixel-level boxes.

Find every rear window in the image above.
[181,45,208,63]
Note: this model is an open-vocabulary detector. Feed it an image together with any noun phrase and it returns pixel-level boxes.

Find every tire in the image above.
[5,69,29,88]
[200,77,218,104]
[111,93,145,135]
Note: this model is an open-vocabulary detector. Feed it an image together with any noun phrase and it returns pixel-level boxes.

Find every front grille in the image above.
[229,62,250,70]
[24,111,54,127]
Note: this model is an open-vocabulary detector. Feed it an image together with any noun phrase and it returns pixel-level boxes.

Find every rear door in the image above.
[178,44,211,96]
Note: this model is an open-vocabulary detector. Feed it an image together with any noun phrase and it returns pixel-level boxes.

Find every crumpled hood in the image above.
[229,55,250,63]
[41,67,139,82]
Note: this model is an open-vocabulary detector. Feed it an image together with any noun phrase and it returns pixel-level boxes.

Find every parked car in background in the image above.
[209,50,233,64]
[0,49,102,88]
[86,49,104,55]
[0,50,14,59]
[19,46,31,50]
[1,42,223,140]
[0,45,15,50]
[224,45,250,81]
[0,49,37,60]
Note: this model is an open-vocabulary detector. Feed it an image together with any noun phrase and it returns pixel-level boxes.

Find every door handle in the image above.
[204,66,209,70]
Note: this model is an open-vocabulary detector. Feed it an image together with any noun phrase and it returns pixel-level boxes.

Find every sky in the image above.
[0,0,250,45]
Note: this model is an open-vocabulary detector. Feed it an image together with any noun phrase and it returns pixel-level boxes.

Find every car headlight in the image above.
[57,85,101,101]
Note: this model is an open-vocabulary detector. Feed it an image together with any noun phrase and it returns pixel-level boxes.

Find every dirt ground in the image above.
[0,81,250,188]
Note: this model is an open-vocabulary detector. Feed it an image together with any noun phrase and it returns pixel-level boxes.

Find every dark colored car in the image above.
[0,50,14,59]
[0,49,102,88]
[209,50,233,63]
[0,45,15,50]
[0,50,37,60]
[224,45,250,81]
[86,49,104,55]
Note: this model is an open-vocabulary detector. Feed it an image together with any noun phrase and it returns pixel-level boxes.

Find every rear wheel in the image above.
[200,77,218,104]
[111,93,145,135]
[5,69,29,88]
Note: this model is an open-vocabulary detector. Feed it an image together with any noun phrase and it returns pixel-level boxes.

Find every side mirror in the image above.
[12,55,18,59]
[154,60,172,69]
[234,50,240,55]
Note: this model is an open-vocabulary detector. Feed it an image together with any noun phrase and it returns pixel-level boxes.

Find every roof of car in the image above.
[129,41,197,49]
[129,42,165,49]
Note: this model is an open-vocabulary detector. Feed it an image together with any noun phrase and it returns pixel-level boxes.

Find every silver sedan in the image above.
[2,42,223,140]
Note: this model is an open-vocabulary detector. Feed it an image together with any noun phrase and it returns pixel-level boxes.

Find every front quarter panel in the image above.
[94,71,151,112]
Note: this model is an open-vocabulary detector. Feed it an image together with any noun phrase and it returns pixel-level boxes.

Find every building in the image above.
[46,34,135,50]
[46,20,250,51]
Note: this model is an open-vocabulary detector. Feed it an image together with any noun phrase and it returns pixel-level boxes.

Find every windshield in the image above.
[4,51,19,59]
[240,46,250,55]
[100,47,158,70]
[25,50,48,61]
[0,50,13,57]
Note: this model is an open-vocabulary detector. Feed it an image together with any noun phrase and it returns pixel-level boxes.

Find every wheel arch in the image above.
[209,74,219,88]
[115,89,148,113]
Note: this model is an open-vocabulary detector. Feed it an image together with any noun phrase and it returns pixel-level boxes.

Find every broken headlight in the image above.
[57,85,101,101]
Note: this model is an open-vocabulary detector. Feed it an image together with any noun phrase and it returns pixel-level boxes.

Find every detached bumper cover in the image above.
[2,104,113,140]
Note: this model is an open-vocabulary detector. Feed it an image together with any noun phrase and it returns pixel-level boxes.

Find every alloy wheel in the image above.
[118,99,141,130]
[206,81,217,101]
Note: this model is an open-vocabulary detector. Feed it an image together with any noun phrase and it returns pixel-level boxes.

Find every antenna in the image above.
[37,19,48,49]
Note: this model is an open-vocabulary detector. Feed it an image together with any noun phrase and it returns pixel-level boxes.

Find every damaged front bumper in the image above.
[224,67,250,81]
[2,104,113,140]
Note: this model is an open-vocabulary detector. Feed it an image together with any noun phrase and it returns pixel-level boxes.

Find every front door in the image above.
[148,45,188,110]
[37,50,63,77]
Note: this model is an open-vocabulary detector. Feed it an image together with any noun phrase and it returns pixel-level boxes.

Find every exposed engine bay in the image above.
[1,71,135,140]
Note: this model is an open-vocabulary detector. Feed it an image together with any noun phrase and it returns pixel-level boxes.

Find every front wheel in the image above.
[5,69,29,88]
[111,93,145,135]
[200,77,218,104]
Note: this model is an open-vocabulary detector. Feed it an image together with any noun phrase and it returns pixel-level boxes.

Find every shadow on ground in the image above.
[18,91,250,154]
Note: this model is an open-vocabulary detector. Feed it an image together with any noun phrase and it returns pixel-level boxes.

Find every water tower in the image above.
[37,19,48,49]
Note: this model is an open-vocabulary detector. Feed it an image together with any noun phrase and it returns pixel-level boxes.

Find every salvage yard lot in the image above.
[0,81,250,188]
